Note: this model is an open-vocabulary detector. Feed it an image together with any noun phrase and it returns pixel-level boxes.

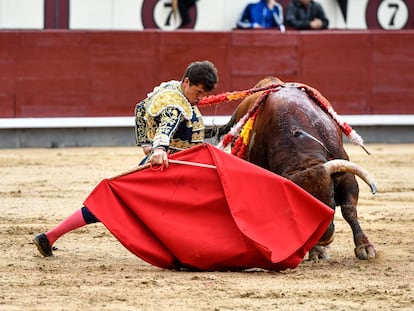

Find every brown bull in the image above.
[214,77,377,261]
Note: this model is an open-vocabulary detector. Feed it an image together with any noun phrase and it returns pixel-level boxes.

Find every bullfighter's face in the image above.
[181,77,209,105]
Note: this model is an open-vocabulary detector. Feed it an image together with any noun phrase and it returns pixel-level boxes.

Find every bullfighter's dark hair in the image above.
[182,60,218,92]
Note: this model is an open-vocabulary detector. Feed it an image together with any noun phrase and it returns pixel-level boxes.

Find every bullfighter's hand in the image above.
[150,147,169,167]
[142,145,152,155]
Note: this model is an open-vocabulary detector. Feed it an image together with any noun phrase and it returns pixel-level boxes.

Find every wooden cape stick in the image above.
[110,159,217,180]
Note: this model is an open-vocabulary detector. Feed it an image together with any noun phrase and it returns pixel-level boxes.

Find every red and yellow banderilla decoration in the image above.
[198,81,370,158]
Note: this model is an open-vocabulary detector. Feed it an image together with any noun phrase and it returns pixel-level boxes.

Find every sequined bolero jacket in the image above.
[135,80,205,154]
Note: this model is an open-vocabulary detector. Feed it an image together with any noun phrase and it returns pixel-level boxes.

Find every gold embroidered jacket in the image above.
[135,80,205,154]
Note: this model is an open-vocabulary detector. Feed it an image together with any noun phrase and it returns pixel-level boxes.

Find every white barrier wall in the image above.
[0,0,43,29]
[0,0,412,30]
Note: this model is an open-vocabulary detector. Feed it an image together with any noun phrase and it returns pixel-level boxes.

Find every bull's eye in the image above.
[293,130,303,137]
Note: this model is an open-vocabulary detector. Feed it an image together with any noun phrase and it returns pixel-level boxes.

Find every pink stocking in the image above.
[45,209,87,246]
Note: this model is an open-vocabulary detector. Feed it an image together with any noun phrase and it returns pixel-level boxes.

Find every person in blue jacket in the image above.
[237,0,285,32]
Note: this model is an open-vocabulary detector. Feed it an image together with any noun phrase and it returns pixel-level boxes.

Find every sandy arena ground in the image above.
[0,143,413,310]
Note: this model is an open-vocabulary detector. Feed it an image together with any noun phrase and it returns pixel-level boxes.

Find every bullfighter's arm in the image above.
[134,100,151,147]
[152,107,182,151]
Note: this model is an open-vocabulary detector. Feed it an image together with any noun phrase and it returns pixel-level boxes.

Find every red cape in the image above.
[84,144,334,271]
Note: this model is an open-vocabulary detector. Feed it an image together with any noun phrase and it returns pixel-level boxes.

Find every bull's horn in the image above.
[323,159,377,194]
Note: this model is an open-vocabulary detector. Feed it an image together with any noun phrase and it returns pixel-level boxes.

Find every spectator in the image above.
[176,0,198,28]
[237,0,285,32]
[285,0,329,30]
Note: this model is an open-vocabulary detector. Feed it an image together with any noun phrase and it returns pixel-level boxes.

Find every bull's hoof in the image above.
[354,243,376,260]
[308,245,330,262]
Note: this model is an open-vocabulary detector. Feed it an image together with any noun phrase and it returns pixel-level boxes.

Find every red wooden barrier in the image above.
[0,30,413,118]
